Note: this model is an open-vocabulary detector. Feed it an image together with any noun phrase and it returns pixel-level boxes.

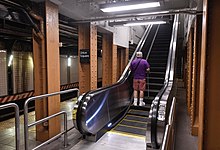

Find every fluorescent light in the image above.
[137,11,169,16]
[101,2,160,12]
[67,56,71,67]
[8,55,13,66]
[124,21,166,26]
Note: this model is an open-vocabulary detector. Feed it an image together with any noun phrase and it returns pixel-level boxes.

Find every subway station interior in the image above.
[0,0,219,150]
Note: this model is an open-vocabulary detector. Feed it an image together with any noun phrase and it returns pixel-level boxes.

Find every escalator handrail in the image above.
[160,97,176,150]
[150,14,179,148]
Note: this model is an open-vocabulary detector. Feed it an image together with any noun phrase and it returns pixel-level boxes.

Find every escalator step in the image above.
[128,109,149,117]
[112,113,149,137]
[120,119,147,128]
[147,83,163,90]
[113,124,146,136]
[125,115,149,122]
[149,63,167,66]
[150,71,165,75]
[144,96,155,102]
[148,89,160,93]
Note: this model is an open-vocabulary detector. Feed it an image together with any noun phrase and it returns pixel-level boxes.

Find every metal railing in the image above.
[161,97,176,150]
[0,103,20,150]
[24,88,79,150]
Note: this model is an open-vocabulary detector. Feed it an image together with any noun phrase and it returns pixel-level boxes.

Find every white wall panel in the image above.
[130,26,146,44]
[25,53,34,91]
[60,55,68,85]
[113,27,130,48]
[70,56,78,83]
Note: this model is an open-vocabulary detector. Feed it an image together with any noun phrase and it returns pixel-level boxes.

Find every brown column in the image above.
[33,1,60,141]
[102,33,116,86]
[117,47,128,79]
[122,47,128,73]
[198,0,220,149]
[125,48,129,67]
[78,23,97,93]
[90,25,97,90]
[121,48,125,75]
[33,32,48,141]
[117,48,121,79]
[45,1,60,138]
[102,33,110,86]
[78,24,90,93]
[186,29,193,115]
[112,44,117,83]
[191,15,202,136]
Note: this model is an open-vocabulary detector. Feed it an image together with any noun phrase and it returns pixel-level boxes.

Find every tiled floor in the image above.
[0,99,78,150]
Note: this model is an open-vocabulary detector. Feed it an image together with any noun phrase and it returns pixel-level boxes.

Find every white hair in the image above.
[136,51,143,58]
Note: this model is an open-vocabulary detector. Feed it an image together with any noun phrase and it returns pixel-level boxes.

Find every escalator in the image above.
[74,25,156,139]
[104,24,172,138]
[74,21,174,142]
[145,24,172,105]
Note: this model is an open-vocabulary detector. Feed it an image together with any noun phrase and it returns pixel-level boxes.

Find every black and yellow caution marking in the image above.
[110,108,149,138]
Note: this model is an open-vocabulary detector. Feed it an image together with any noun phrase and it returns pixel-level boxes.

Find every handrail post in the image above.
[24,88,79,150]
[0,103,20,150]
[64,112,68,147]
[24,100,29,150]
[14,104,20,150]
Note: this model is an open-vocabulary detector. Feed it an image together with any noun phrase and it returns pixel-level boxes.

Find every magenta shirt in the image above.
[130,58,150,79]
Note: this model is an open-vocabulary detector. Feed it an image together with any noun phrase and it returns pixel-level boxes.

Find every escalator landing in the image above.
[71,131,146,150]
[110,107,150,138]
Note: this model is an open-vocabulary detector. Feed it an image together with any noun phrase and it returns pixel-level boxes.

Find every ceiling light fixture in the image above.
[100,2,160,12]
[124,21,166,26]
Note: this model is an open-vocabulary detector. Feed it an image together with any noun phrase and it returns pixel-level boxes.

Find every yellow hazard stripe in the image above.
[108,130,145,140]
[126,114,148,119]
[117,124,146,130]
[123,118,147,124]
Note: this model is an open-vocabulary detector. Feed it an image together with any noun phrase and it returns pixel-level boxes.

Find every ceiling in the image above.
[45,0,202,22]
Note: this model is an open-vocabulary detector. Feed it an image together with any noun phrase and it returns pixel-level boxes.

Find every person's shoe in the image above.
[139,100,145,106]
[133,100,138,106]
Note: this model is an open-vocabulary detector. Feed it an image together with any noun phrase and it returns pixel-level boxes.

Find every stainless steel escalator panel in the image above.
[80,80,132,134]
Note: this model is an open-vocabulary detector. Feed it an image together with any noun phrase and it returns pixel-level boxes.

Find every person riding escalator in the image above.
[130,51,150,106]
